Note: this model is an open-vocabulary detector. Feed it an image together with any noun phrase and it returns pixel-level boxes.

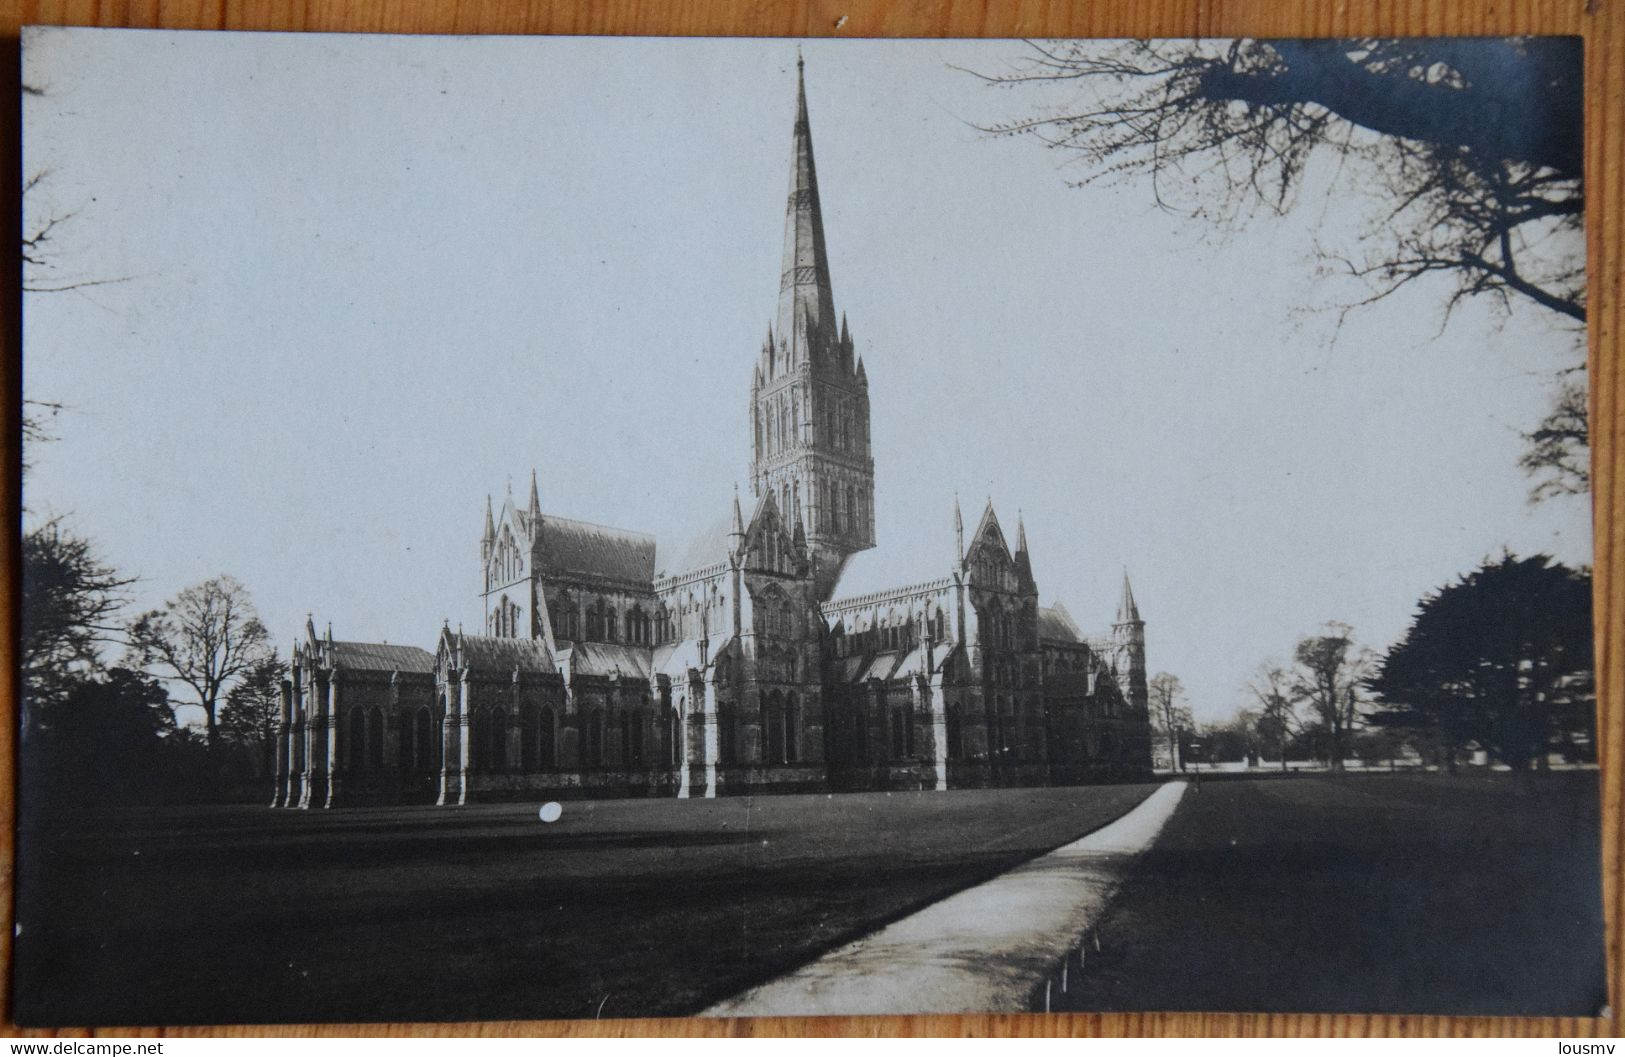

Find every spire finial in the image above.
[528,468,541,517]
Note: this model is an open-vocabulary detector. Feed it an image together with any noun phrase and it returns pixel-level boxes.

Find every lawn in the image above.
[1052,770,1607,1017]
[12,783,1156,1025]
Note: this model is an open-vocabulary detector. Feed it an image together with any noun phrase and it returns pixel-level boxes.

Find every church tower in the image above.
[1112,572,1149,714]
[749,56,875,601]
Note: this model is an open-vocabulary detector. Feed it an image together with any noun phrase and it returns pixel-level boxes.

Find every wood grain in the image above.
[2,0,1619,1039]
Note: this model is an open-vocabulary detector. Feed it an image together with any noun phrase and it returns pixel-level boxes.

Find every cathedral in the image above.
[271,61,1154,809]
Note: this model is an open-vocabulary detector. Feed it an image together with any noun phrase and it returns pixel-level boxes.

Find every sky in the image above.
[22,29,1590,724]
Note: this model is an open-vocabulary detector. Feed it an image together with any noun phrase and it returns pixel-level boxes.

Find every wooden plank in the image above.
[2,0,1618,1039]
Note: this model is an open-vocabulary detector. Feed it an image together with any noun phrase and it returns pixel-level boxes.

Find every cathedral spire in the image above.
[1117,570,1142,625]
[528,468,541,518]
[777,53,836,358]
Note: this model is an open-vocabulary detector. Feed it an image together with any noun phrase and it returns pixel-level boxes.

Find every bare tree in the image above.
[1289,622,1374,769]
[968,38,1585,497]
[21,518,137,722]
[1518,378,1589,500]
[1147,671,1192,771]
[126,576,272,745]
[1245,661,1300,771]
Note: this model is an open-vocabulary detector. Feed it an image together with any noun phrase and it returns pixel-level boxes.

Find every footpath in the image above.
[704,780,1189,1017]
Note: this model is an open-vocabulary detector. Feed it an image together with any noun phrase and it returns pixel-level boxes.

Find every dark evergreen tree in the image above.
[1368,554,1593,770]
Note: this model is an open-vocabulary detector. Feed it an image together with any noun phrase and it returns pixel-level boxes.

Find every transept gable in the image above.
[741,491,805,577]
[965,502,1014,567]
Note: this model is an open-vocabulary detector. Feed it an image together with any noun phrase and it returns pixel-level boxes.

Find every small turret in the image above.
[953,493,964,567]
[528,469,541,520]
[730,484,746,555]
[1112,571,1148,715]
[481,495,496,561]
[1014,510,1033,583]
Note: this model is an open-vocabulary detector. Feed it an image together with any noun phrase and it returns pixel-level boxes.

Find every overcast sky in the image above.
[22,29,1589,723]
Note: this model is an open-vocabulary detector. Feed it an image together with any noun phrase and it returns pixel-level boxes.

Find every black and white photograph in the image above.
[15,29,1602,1025]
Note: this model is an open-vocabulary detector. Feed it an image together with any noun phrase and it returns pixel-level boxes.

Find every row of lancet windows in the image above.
[755,393,866,459]
[490,596,522,638]
[817,480,868,537]
[547,598,657,645]
[761,477,868,540]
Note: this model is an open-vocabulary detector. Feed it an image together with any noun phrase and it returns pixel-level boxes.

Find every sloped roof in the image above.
[537,513,657,586]
[453,634,554,673]
[652,635,734,678]
[838,642,959,684]
[566,641,654,680]
[657,517,734,579]
[331,640,435,674]
[829,546,955,607]
[1038,603,1084,645]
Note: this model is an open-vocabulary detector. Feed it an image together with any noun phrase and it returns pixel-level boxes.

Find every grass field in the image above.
[1053,770,1606,1017]
[12,783,1156,1025]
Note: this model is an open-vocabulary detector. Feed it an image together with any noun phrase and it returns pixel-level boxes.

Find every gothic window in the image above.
[666,707,682,767]
[585,709,606,767]
[623,710,645,768]
[471,708,489,772]
[538,706,556,768]
[785,691,800,764]
[781,601,794,639]
[719,702,737,764]
[416,705,435,771]
[398,708,416,771]
[347,707,367,771]
[367,706,385,769]
[605,607,618,643]
[845,486,856,535]
[889,707,909,759]
[489,707,508,771]
[521,706,539,771]
[764,690,785,764]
